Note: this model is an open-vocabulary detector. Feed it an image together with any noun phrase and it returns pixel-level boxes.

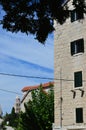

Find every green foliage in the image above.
[0,122,6,130]
[0,0,85,43]
[73,0,86,16]
[3,107,19,128]
[16,85,54,130]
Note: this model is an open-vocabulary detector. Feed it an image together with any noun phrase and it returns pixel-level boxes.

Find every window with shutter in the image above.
[71,38,84,56]
[74,71,82,88]
[71,9,84,22]
[76,108,83,123]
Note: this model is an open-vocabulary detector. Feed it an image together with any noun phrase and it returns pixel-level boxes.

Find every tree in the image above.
[16,85,54,130]
[0,0,85,43]
[2,107,19,128]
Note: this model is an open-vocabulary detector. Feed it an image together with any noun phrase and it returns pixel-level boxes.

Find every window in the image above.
[74,71,82,88]
[76,108,83,123]
[16,103,20,107]
[71,9,84,22]
[71,39,84,56]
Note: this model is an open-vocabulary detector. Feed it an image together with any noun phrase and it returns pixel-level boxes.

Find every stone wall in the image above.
[53,0,86,129]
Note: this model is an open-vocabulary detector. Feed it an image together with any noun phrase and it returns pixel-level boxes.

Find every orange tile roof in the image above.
[22,81,54,92]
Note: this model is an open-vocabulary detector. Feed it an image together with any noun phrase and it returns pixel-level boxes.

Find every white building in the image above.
[21,81,54,112]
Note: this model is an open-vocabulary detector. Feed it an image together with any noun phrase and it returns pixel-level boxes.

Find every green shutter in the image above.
[74,71,82,87]
[71,10,75,22]
[78,39,84,53]
[71,41,75,55]
[76,108,83,123]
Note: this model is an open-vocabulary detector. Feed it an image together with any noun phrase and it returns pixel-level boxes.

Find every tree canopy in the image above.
[2,107,19,128]
[0,0,86,43]
[16,85,54,130]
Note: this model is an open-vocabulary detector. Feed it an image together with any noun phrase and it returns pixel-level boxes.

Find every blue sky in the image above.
[0,25,54,114]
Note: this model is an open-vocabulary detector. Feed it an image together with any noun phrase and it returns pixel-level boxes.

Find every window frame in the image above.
[71,9,84,22]
[71,38,84,56]
[74,71,82,88]
[76,108,83,123]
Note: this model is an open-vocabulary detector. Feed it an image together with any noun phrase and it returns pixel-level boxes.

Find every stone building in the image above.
[14,96,21,113]
[53,0,86,130]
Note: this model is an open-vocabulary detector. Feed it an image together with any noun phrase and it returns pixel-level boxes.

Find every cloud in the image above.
[0,27,54,69]
[0,21,54,114]
[0,52,53,77]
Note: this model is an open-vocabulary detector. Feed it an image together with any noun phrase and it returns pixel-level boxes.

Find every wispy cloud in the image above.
[0,27,54,69]
[0,52,53,77]
[0,20,54,114]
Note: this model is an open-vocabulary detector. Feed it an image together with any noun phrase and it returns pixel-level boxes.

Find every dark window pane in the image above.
[74,71,82,87]
[76,108,83,123]
[77,39,84,53]
[71,9,84,22]
[77,10,84,19]
[71,10,76,22]
[71,38,84,56]
[71,41,75,55]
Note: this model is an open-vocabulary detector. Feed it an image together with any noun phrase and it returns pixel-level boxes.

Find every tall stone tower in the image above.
[14,96,21,113]
[0,105,3,117]
[53,0,86,130]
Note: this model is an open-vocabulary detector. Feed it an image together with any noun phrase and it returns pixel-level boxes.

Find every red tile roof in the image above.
[22,81,54,92]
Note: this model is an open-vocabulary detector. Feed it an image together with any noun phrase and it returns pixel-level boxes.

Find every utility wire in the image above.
[0,72,54,80]
[0,72,75,81]
[0,72,86,95]
[0,88,22,95]
[0,79,85,95]
[1,72,86,82]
